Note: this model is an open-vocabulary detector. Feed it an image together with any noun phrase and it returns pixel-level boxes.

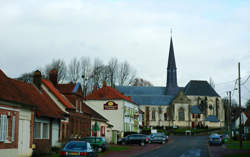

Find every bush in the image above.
[124,131,137,137]
[141,128,151,135]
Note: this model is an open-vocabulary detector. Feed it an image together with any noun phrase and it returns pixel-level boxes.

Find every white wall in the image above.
[86,100,124,131]
[18,108,32,157]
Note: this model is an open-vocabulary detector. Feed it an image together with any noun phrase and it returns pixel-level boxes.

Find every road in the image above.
[134,136,209,157]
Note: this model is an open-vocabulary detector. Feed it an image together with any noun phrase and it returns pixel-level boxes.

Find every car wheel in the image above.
[162,141,165,144]
[140,142,145,146]
[97,147,103,152]
[148,141,151,144]
[122,141,125,145]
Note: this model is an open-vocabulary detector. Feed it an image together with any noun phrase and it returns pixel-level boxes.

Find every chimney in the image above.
[103,81,107,87]
[33,70,42,89]
[93,84,98,92]
[49,69,58,86]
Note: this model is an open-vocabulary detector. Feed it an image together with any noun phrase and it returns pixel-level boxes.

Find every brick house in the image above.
[43,70,109,143]
[32,70,67,154]
[0,69,36,157]
[56,82,92,138]
[50,70,110,141]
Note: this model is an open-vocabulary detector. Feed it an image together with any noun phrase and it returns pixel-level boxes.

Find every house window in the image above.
[152,109,156,121]
[76,100,79,112]
[80,101,82,113]
[100,126,105,136]
[34,122,49,139]
[178,108,185,121]
[42,123,49,139]
[11,116,15,141]
[0,114,8,142]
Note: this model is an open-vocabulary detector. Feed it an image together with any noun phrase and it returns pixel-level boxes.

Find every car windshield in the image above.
[84,138,102,142]
[65,142,87,150]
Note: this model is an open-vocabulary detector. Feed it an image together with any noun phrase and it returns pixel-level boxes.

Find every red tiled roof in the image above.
[57,84,75,94]
[86,85,136,104]
[0,69,64,119]
[42,79,74,109]
[57,83,107,121]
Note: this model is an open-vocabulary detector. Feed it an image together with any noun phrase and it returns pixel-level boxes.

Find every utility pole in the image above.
[238,62,242,149]
[229,91,232,138]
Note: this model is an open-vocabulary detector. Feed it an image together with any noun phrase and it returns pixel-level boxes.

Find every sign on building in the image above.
[104,101,118,110]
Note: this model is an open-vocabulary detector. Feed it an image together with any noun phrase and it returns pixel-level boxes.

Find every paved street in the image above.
[134,136,209,157]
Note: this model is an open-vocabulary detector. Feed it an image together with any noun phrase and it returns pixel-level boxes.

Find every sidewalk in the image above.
[208,144,250,157]
[100,143,166,157]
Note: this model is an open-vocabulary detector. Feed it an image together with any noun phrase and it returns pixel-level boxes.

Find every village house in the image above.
[0,69,36,157]
[44,70,110,143]
[235,109,250,135]
[85,82,141,143]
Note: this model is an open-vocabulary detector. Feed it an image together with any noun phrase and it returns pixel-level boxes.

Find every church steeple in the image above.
[166,37,178,88]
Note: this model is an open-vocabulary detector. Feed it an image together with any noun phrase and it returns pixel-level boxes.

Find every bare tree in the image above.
[68,57,81,83]
[131,78,153,86]
[16,72,34,83]
[107,58,118,87]
[91,58,104,87]
[209,77,215,89]
[117,61,136,86]
[44,59,67,83]
[80,57,92,96]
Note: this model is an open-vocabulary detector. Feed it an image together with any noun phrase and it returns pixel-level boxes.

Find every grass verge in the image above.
[224,153,250,157]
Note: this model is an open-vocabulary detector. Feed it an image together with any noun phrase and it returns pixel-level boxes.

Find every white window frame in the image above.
[76,100,79,112]
[0,114,8,142]
[80,101,82,113]
[11,116,15,141]
[34,122,50,139]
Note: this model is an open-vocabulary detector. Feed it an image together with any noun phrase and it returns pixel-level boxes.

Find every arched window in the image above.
[178,107,185,121]
[152,109,156,121]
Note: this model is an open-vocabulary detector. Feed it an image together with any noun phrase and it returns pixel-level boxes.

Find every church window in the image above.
[164,113,167,121]
[152,109,156,121]
[178,108,185,121]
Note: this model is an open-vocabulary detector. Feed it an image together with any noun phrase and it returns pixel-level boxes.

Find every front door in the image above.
[18,119,31,157]
[192,122,195,128]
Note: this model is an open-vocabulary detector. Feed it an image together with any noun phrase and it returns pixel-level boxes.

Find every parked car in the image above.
[82,137,107,152]
[60,141,98,157]
[208,134,222,145]
[117,135,129,145]
[151,133,168,142]
[150,135,166,144]
[118,134,148,146]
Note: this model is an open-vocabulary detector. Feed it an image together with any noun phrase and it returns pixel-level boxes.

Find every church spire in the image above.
[166,36,178,89]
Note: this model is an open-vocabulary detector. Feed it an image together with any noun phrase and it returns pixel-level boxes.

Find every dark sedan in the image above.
[60,141,98,157]
[150,135,166,144]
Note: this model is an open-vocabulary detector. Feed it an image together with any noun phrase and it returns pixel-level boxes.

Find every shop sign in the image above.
[104,101,118,110]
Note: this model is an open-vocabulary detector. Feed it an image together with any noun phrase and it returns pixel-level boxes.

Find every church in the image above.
[116,37,225,129]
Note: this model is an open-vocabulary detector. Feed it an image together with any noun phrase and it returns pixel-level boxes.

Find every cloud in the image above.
[0,0,250,103]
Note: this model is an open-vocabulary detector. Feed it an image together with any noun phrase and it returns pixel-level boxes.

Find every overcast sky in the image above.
[0,0,250,105]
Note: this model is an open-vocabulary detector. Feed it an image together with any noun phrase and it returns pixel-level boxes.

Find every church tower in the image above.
[166,37,178,95]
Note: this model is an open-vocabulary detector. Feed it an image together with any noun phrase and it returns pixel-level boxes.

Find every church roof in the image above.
[184,80,220,97]
[191,105,202,114]
[167,37,176,69]
[205,115,219,122]
[130,95,175,106]
[116,86,167,96]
